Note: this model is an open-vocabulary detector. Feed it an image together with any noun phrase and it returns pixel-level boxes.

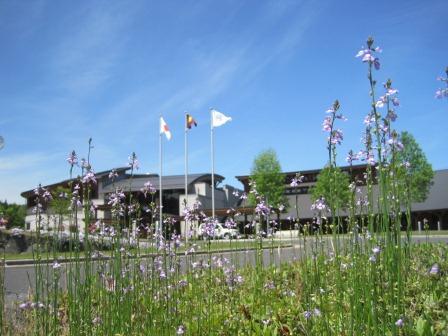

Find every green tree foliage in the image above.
[51,187,71,216]
[395,131,434,203]
[0,201,26,229]
[249,149,286,208]
[50,187,72,231]
[311,166,350,210]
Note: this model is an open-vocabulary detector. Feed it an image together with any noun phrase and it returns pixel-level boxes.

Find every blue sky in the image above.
[0,0,447,204]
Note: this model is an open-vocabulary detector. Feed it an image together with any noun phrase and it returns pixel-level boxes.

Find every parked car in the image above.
[198,223,239,240]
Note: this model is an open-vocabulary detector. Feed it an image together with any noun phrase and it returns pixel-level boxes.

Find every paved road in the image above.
[3,235,447,305]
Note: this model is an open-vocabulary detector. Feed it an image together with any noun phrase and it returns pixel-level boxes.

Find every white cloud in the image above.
[49,2,140,97]
[0,152,49,171]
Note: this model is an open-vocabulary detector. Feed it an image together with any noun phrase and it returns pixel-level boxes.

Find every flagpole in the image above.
[210,108,215,219]
[184,111,189,243]
[159,118,163,237]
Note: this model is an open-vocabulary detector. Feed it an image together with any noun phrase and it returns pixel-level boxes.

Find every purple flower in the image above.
[346,150,359,164]
[303,310,312,320]
[387,138,404,152]
[335,113,347,121]
[366,153,376,166]
[176,325,185,335]
[386,87,398,95]
[395,318,404,328]
[19,302,31,310]
[356,38,381,70]
[429,263,440,276]
[31,302,45,309]
[108,189,126,217]
[201,218,218,238]
[372,246,381,255]
[376,96,386,108]
[172,234,182,248]
[82,170,97,184]
[264,281,275,290]
[224,218,236,229]
[20,301,45,310]
[356,49,379,67]
[363,114,376,126]
[311,197,328,212]
[255,201,271,217]
[141,181,156,197]
[290,178,299,187]
[435,67,448,99]
[11,228,24,237]
[67,150,78,166]
[109,169,118,180]
[290,174,304,187]
[92,316,102,325]
[128,152,139,170]
[386,109,398,122]
[323,101,345,144]
[322,116,332,132]
[435,88,448,99]
[329,129,344,145]
[392,97,400,106]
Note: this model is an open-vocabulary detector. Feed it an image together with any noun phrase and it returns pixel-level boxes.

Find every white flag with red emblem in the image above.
[160,117,172,140]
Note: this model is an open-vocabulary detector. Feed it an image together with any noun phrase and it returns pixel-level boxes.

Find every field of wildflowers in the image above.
[1,38,447,335]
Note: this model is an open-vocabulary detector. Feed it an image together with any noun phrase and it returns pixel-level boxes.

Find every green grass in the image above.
[2,239,289,261]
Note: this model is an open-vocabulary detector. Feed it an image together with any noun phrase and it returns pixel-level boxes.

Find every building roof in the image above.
[99,173,225,193]
[236,164,370,190]
[20,167,130,198]
[21,168,226,198]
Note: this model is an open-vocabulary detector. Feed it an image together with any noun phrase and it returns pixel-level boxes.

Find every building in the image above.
[21,167,242,234]
[20,165,448,234]
[236,165,448,231]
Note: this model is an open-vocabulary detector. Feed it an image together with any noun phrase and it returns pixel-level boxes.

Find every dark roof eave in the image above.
[20,166,130,198]
[236,164,369,181]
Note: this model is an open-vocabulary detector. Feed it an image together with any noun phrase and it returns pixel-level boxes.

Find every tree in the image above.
[50,187,72,231]
[0,201,26,229]
[311,166,350,211]
[395,131,434,203]
[50,187,71,215]
[249,149,286,209]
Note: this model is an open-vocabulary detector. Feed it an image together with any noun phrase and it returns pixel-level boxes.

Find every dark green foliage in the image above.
[248,149,286,208]
[50,187,71,216]
[396,131,434,203]
[0,201,26,229]
[311,166,350,210]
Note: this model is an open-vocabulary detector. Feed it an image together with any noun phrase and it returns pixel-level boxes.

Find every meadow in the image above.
[1,37,447,335]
